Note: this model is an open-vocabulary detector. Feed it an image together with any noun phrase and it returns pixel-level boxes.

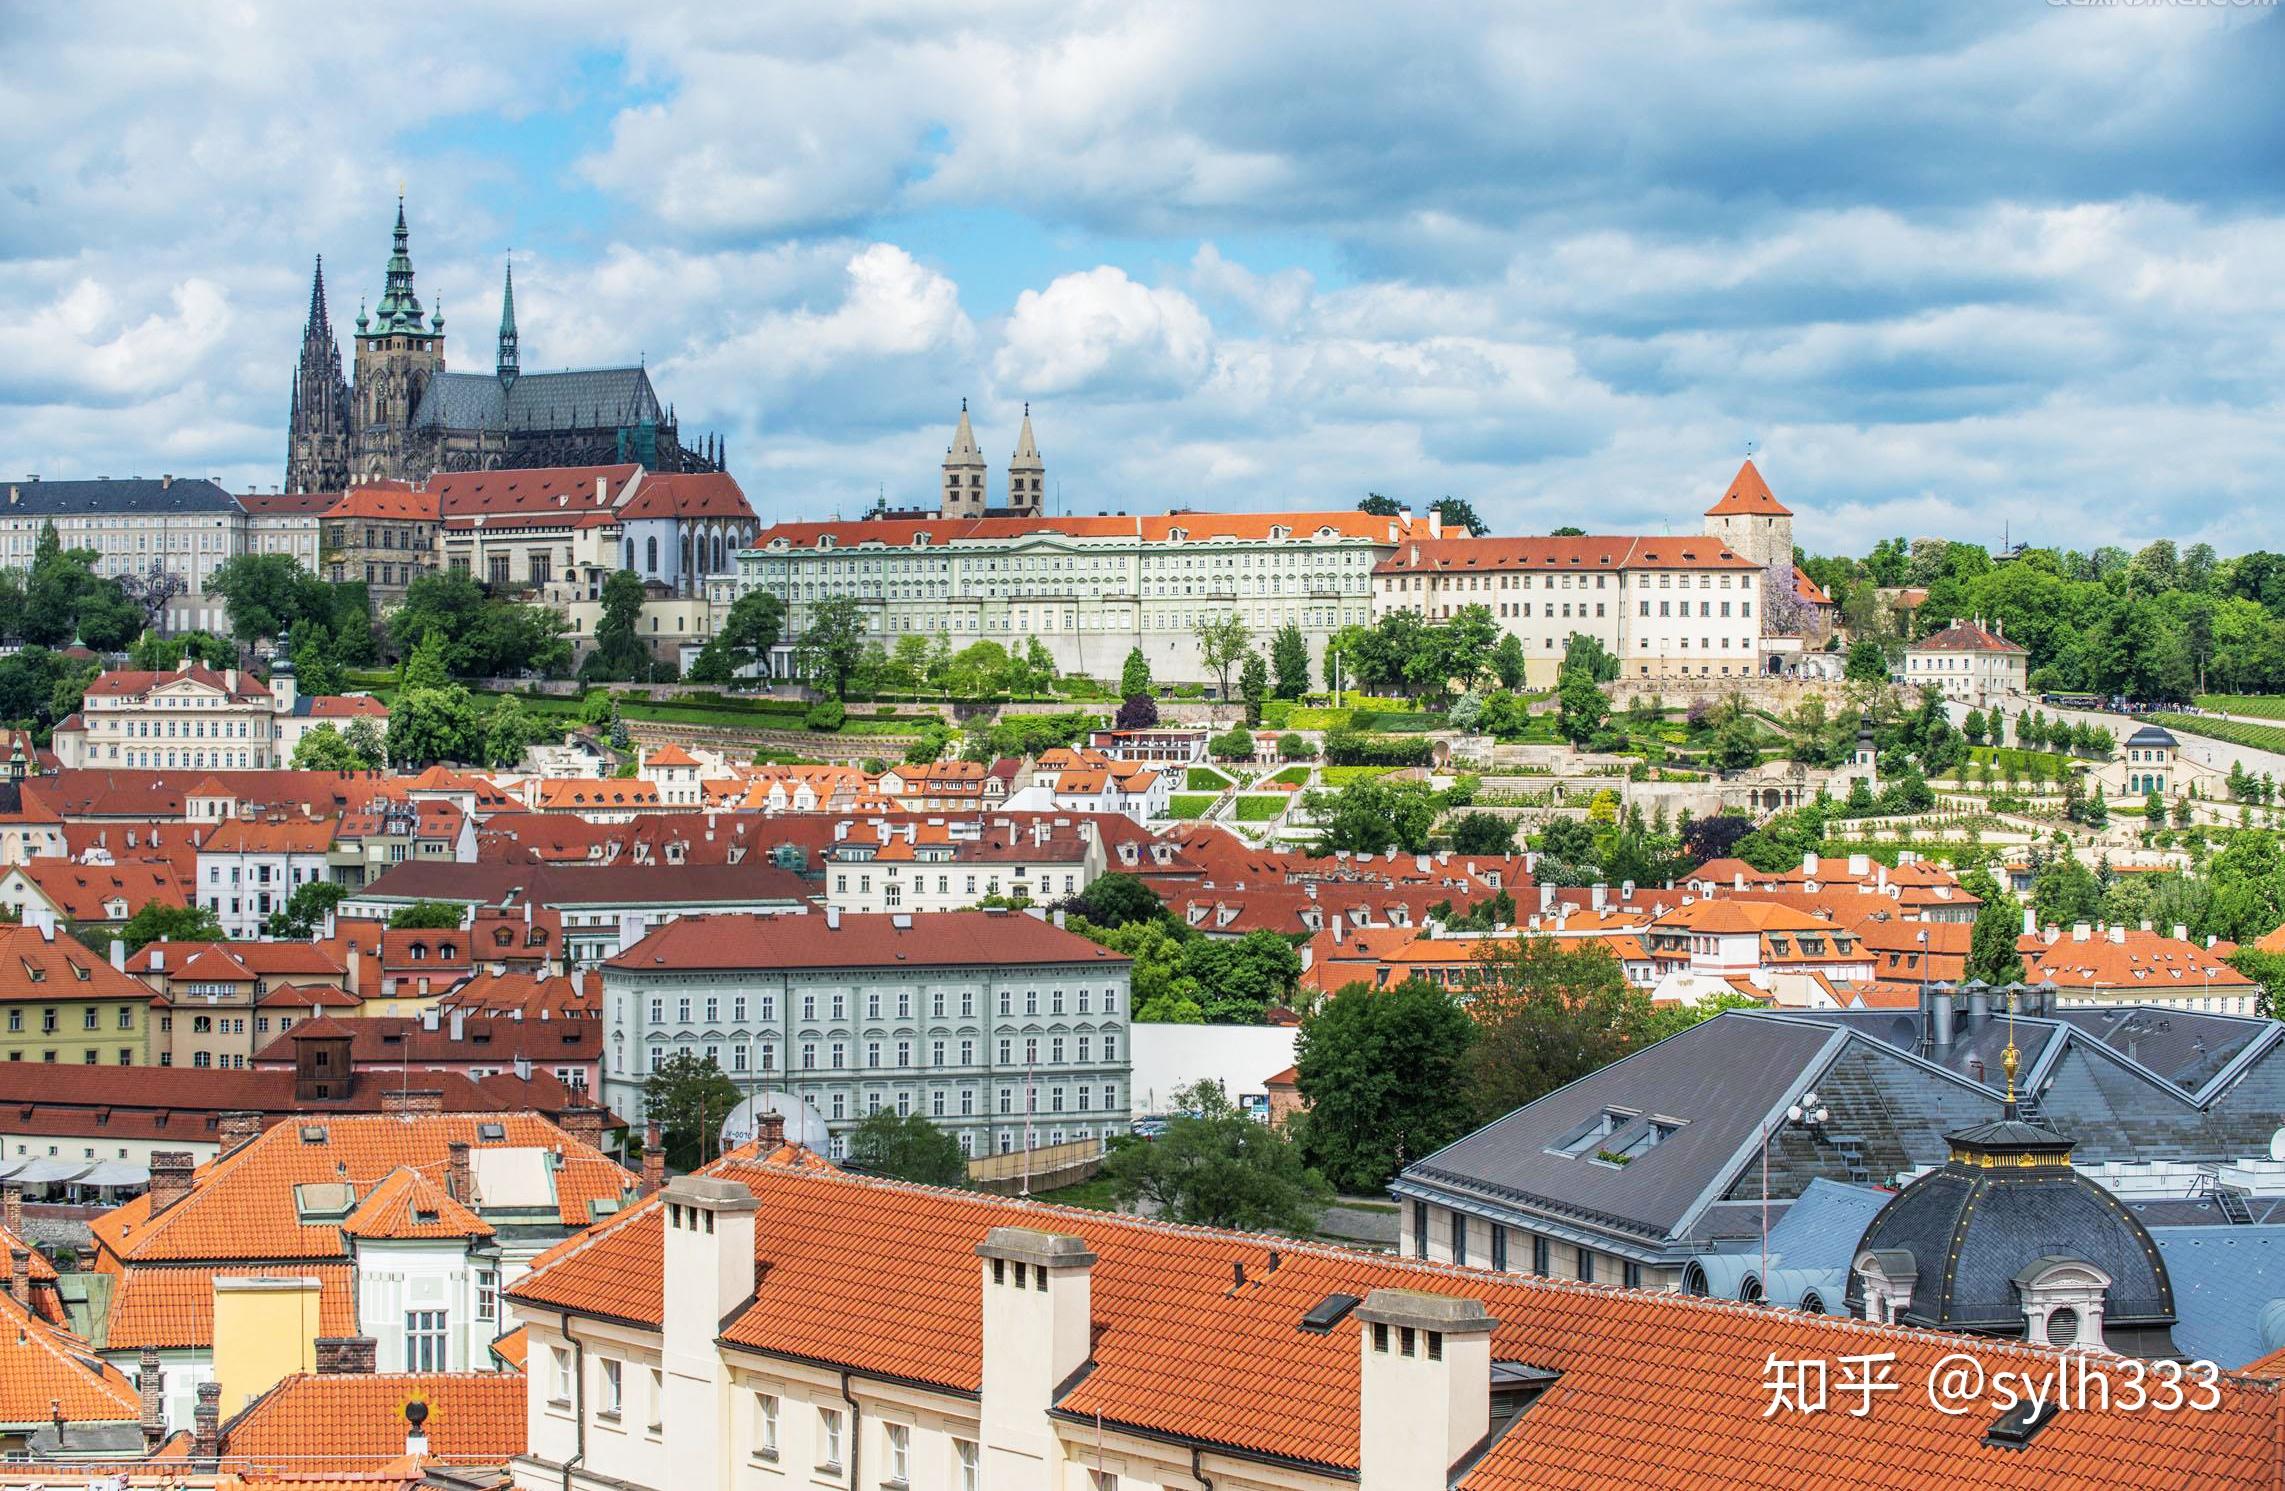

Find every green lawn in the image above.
[1233,796,1288,821]
[1166,794,1218,819]
[1186,767,1234,791]
[2196,696,2285,721]
[1318,765,1396,786]
[1266,765,1313,786]
[1027,1174,1124,1211]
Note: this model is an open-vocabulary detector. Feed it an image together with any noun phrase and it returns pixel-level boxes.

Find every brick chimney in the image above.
[137,1346,165,1450]
[559,1106,605,1151]
[3,1184,20,1238]
[218,1111,262,1155]
[192,1380,221,1461]
[314,1336,378,1375]
[754,1110,786,1150]
[445,1141,472,1203]
[148,1151,195,1215]
[381,1088,446,1115]
[641,1120,665,1196]
[9,1246,29,1307]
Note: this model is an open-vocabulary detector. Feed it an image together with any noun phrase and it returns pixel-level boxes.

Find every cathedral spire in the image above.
[286,255,353,494]
[496,260,519,382]
[370,194,427,334]
[1007,401,1044,516]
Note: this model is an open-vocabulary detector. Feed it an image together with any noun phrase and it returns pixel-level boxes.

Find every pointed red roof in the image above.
[1704,458,1790,517]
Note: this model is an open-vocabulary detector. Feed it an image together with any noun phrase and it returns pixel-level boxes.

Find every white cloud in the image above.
[995,268,1213,397]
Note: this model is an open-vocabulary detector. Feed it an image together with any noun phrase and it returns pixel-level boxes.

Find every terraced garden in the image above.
[2144,712,2285,754]
[2195,696,2285,721]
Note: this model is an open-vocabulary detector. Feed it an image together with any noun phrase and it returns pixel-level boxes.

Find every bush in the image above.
[1209,727,1256,761]
[805,699,847,732]
[1321,728,1434,767]
[1278,732,1314,761]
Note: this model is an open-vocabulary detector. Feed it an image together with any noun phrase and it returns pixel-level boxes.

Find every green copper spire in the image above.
[369,194,428,335]
[496,260,519,381]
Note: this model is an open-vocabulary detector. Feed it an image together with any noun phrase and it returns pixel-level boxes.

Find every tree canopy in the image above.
[642,1051,742,1172]
[1100,1080,1332,1230]
[844,1110,969,1186]
[1294,978,1478,1190]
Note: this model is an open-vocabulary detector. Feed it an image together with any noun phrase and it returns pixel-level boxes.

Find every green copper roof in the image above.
[368,196,430,335]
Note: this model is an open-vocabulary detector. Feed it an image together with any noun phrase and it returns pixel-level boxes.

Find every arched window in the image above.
[647,537,658,572]
[2047,1308,2079,1347]
[624,540,635,570]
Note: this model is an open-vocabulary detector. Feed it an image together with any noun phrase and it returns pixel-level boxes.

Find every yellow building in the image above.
[0,919,148,1067]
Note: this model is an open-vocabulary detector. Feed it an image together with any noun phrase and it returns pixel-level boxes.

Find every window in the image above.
[476,1269,497,1321]
[754,1393,779,1459]
[956,1439,979,1491]
[1491,1223,1508,1271]
[885,1424,910,1485]
[1412,1199,1428,1259]
[600,1358,624,1418]
[405,1309,447,1372]
[818,1407,844,1471]
[647,1367,663,1432]
[550,1347,573,1405]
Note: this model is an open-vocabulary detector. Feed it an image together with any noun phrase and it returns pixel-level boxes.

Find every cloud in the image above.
[995,268,1212,398]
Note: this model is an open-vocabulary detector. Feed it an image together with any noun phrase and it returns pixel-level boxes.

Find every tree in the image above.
[1962,708,1987,748]
[1294,979,1478,1190]
[1965,876,2029,985]
[1449,812,1517,856]
[1100,1080,1332,1230]
[387,901,469,930]
[401,629,451,690]
[386,685,483,767]
[1431,496,1487,537]
[1561,633,1621,684]
[642,1051,743,1172]
[1305,777,1440,855]
[117,901,226,953]
[1712,709,1763,773]
[1209,726,1255,761]
[1238,651,1269,727]
[1357,493,1405,518]
[208,553,329,644]
[844,1110,969,1186]
[1120,647,1153,700]
[1116,692,1160,729]
[481,695,540,768]
[585,570,654,682]
[289,630,347,698]
[1556,666,1608,746]
[1491,633,1528,691]
[1270,625,1312,699]
[1193,615,1252,703]
[1844,638,1891,683]
[716,590,787,679]
[291,723,383,771]
[1063,874,1164,929]
[265,881,347,940]
[797,598,870,699]
[1464,938,1652,1122]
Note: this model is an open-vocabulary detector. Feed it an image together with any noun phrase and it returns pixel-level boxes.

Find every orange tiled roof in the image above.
[0,923,153,1002]
[328,485,438,522]
[104,1262,358,1350]
[1375,535,1759,576]
[0,1287,141,1424]
[2020,926,2254,992]
[1910,621,2027,656]
[1704,456,1791,517]
[341,1167,494,1241]
[8,859,186,920]
[488,1325,529,1372]
[511,1161,2285,1489]
[219,1371,526,1468]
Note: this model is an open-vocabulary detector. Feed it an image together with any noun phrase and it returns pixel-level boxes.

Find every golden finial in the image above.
[2002,986,2021,1107]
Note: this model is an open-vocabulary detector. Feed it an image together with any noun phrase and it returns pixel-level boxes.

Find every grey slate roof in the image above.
[1686,1177,1891,1310]
[0,476,237,514]
[2127,724,2179,749]
[1401,1015,1846,1238]
[2150,1225,2285,1368]
[413,367,664,433]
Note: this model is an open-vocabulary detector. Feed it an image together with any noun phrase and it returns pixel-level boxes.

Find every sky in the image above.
[2,1,2282,555]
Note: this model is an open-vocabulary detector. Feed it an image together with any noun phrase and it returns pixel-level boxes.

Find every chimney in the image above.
[381,1088,446,1115]
[1802,851,1819,879]
[3,1185,19,1238]
[641,1121,665,1196]
[149,947,164,971]
[9,1246,28,1307]
[1929,988,1955,1050]
[2042,923,2059,946]
[825,905,842,930]
[2072,922,2091,943]
[661,1176,760,1461]
[446,1140,471,1202]
[1538,883,1555,914]
[754,1110,786,1149]
[1426,508,1442,540]
[976,1228,1097,1453]
[109,938,125,971]
[1848,853,1869,877]
[2173,924,2189,944]
[192,1380,221,1461]
[314,1336,378,1375]
[148,1151,195,1215]
[1591,882,1607,911]
[2108,924,2125,945]
[560,1106,605,1151]
[137,1347,165,1450]
[218,1111,262,1155]
[1355,1290,1496,1491]
[2022,906,2036,938]
[1968,982,1992,1027]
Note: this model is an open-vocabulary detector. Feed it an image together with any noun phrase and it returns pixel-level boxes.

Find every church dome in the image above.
[1845,1112,2177,1356]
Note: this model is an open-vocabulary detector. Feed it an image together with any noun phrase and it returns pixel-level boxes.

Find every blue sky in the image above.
[2,1,2282,554]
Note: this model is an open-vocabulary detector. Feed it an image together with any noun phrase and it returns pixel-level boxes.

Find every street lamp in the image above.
[1760,1088,1831,1299]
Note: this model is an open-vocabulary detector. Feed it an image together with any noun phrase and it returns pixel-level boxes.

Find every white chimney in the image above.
[2173,924,2189,944]
[977,1229,1096,1460]
[2072,922,2091,942]
[1355,1290,1494,1491]
[825,906,842,930]
[2108,925,2125,945]
[2022,906,2037,938]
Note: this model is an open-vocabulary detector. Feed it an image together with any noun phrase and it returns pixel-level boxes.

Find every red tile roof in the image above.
[605,910,1127,972]
[0,1286,141,1424]
[511,1162,2285,1489]
[85,665,271,702]
[754,510,1421,552]
[1704,456,1791,517]
[0,923,154,1002]
[6,859,185,920]
[341,1167,494,1241]
[1910,621,2027,655]
[103,1262,359,1350]
[219,1371,526,1468]
[1375,535,1759,575]
[328,486,438,522]
[615,470,755,522]
[427,464,641,517]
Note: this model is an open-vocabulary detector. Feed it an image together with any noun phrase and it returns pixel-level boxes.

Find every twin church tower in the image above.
[937,399,1045,519]
[285,198,720,492]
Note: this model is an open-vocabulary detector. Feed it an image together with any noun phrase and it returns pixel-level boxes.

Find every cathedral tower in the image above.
[349,196,446,481]
[285,256,353,493]
[1006,403,1044,517]
[496,261,519,384]
[941,399,988,518]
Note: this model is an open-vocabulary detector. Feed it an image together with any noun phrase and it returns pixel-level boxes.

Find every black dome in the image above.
[1844,1116,2176,1341]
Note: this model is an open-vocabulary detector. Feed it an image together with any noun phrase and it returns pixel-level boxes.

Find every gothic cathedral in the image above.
[285,198,723,492]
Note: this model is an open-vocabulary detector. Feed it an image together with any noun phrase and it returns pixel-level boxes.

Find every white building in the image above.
[194,817,336,937]
[0,475,247,633]
[54,658,388,772]
[238,490,334,573]
[1903,619,2028,709]
[599,909,1132,1159]
[722,508,1419,688]
[822,820,1105,914]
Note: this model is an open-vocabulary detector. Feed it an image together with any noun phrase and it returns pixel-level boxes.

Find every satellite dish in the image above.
[2268,1127,2285,1163]
[719,1090,832,1153]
